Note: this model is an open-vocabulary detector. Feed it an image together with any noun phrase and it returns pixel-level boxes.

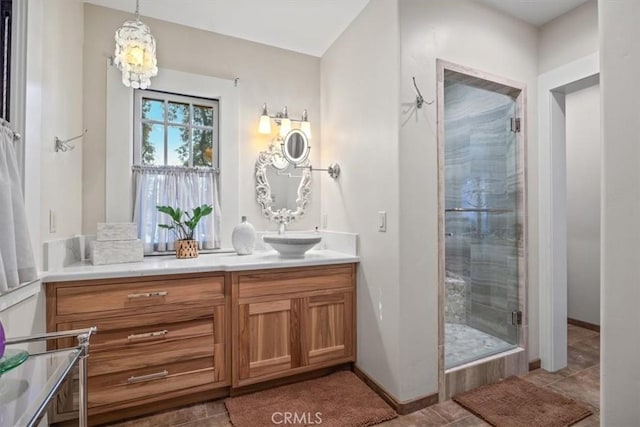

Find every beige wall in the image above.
[566,84,600,326]
[321,0,402,398]
[83,4,321,238]
[39,0,85,254]
[600,0,640,423]
[538,0,598,74]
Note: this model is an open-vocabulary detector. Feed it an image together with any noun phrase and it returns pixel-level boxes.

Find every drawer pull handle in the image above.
[127,370,169,384]
[127,291,168,299]
[127,330,169,340]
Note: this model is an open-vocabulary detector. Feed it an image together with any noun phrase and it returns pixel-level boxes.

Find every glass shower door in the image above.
[444,79,521,369]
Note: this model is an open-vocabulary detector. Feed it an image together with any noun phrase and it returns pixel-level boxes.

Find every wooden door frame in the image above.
[436,59,528,399]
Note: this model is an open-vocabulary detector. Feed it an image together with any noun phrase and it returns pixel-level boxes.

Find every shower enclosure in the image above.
[437,61,527,394]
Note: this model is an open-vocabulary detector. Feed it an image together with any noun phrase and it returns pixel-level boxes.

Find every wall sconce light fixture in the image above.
[258,103,312,139]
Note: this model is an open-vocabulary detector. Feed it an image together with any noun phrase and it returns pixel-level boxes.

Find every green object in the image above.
[157,204,213,241]
[0,349,29,375]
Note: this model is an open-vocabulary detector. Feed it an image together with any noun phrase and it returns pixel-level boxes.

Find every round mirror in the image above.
[282,129,310,165]
[256,144,311,225]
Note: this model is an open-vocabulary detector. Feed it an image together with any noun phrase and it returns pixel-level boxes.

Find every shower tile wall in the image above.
[444,82,519,345]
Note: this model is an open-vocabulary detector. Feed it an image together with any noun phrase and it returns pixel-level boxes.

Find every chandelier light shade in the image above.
[114,0,158,89]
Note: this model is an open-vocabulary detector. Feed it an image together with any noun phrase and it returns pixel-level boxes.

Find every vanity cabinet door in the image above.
[237,298,301,383]
[302,291,355,366]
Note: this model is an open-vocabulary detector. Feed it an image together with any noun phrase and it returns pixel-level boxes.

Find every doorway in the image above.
[437,60,528,399]
[538,53,599,372]
[566,83,601,333]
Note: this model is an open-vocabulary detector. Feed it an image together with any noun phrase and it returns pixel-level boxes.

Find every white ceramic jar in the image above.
[232,216,256,255]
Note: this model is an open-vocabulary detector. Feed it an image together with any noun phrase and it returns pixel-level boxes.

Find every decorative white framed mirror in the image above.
[255,143,311,226]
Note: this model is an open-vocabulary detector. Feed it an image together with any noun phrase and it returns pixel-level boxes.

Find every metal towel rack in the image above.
[445,208,513,213]
[55,129,88,152]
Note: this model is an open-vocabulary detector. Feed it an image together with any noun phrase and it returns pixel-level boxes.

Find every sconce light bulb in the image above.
[259,115,272,134]
[258,103,272,134]
[300,109,311,138]
[301,121,312,139]
[280,118,292,137]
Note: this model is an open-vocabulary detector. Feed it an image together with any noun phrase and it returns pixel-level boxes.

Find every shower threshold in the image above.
[445,323,518,370]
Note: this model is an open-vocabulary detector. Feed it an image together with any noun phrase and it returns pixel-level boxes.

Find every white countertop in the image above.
[42,249,359,283]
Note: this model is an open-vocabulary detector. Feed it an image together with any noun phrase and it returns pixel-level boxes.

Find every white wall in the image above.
[22,0,85,267]
[39,0,85,250]
[538,0,598,74]
[536,0,599,371]
[322,0,539,402]
[83,4,321,240]
[566,83,600,326]
[0,0,81,357]
[599,0,640,424]
[398,0,538,398]
[321,0,402,398]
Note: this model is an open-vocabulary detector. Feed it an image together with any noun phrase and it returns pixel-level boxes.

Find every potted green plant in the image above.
[157,204,213,258]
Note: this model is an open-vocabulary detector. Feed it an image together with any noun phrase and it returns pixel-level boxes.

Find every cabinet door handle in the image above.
[127,330,169,341]
[127,370,169,384]
[127,291,168,299]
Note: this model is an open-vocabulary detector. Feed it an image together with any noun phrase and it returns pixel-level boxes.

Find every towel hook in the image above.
[55,129,88,152]
[412,77,434,109]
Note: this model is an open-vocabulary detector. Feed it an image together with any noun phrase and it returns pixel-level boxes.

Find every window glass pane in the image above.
[142,98,164,122]
[168,125,190,166]
[141,123,164,165]
[194,105,214,127]
[193,129,214,166]
[168,102,189,124]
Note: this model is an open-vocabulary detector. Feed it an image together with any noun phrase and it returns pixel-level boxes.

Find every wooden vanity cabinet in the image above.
[232,264,356,387]
[46,273,230,425]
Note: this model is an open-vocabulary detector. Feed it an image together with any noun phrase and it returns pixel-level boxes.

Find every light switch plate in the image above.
[378,211,387,232]
[49,209,56,233]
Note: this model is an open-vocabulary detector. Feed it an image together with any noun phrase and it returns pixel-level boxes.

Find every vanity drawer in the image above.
[55,275,224,316]
[90,317,214,353]
[89,358,215,408]
[237,265,355,299]
[89,330,214,376]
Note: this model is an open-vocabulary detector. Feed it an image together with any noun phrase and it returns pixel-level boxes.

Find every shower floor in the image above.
[445,323,516,369]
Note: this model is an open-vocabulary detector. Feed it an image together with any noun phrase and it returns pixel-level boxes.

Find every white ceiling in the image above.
[84,0,370,57]
[85,0,590,57]
[476,0,591,26]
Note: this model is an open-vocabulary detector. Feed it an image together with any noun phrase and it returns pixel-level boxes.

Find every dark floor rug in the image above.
[225,371,397,427]
[453,376,593,427]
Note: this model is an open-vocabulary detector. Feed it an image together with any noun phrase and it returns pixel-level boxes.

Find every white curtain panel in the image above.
[0,119,37,293]
[132,166,221,253]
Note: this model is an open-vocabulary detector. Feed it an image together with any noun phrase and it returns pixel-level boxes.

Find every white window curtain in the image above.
[0,119,37,293]
[132,166,221,253]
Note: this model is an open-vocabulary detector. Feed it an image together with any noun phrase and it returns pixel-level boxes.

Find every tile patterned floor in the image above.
[108,324,600,427]
[445,323,516,369]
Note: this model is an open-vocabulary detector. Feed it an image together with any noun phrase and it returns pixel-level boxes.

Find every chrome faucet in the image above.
[278,221,287,235]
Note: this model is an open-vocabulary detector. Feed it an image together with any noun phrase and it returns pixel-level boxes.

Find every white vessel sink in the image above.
[263,234,322,258]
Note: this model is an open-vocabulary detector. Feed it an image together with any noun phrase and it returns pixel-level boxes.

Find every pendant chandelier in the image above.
[113,0,158,89]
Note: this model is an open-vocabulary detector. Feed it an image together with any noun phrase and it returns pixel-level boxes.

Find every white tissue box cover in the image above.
[97,223,138,241]
[91,239,143,265]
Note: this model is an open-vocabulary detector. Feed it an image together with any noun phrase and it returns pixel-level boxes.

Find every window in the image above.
[1,0,12,121]
[134,90,219,168]
[131,90,222,254]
